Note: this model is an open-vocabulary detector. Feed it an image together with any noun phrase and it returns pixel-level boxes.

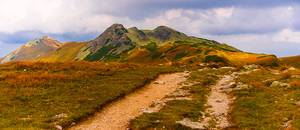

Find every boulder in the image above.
[243,64,259,70]
[55,125,63,130]
[269,81,290,88]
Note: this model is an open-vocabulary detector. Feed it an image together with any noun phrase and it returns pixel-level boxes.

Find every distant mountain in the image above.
[1,36,61,63]
[1,24,278,66]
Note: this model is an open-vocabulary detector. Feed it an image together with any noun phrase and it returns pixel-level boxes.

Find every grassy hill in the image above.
[38,42,88,62]
[280,55,300,68]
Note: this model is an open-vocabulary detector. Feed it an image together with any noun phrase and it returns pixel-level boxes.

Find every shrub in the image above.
[143,42,157,52]
[203,55,227,63]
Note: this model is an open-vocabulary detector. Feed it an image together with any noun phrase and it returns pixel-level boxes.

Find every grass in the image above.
[129,67,233,130]
[0,61,179,129]
[232,68,300,129]
[38,42,87,62]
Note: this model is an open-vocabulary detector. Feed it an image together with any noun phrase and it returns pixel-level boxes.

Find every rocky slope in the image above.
[0,36,61,63]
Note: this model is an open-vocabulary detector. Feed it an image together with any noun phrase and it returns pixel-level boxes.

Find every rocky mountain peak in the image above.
[89,24,133,52]
[149,25,187,41]
[24,36,61,48]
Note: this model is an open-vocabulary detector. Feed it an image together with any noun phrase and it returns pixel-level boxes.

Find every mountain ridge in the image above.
[0,23,278,66]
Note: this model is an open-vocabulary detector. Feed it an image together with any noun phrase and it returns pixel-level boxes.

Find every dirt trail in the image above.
[70,72,189,130]
[201,75,235,129]
[177,74,235,129]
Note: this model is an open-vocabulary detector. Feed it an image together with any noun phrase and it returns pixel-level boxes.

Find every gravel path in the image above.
[70,72,189,130]
[201,75,235,129]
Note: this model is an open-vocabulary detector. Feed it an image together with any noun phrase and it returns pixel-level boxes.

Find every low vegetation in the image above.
[232,67,300,129]
[0,61,179,129]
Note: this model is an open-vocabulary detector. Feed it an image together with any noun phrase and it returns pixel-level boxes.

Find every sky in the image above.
[0,0,300,57]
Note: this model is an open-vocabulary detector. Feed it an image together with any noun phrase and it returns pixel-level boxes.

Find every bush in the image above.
[203,55,227,63]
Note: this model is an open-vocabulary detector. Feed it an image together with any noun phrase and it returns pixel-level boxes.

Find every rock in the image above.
[234,83,250,90]
[288,67,296,71]
[216,99,222,103]
[141,108,154,113]
[295,101,300,107]
[243,64,259,70]
[176,118,205,129]
[154,81,165,84]
[291,75,300,78]
[51,113,68,120]
[252,69,261,72]
[220,66,236,70]
[198,67,210,71]
[269,81,290,88]
[198,63,207,67]
[184,71,190,74]
[55,125,63,130]
[228,82,237,88]
[71,122,76,126]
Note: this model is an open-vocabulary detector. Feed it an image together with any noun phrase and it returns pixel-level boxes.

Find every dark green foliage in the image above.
[143,42,157,52]
[142,42,163,59]
[84,45,116,61]
[203,55,227,63]
[175,51,188,60]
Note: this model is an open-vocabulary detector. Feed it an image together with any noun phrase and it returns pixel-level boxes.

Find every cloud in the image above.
[273,28,300,43]
[0,0,300,57]
[140,5,297,36]
[0,0,298,36]
[0,0,139,34]
[205,29,300,57]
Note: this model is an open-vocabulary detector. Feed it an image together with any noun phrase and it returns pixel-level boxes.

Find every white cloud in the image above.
[0,0,299,56]
[273,28,300,43]
[0,0,298,36]
[0,0,138,34]
[140,6,297,36]
[204,29,300,57]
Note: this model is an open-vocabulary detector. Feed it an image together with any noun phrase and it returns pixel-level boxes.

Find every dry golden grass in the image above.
[0,61,180,129]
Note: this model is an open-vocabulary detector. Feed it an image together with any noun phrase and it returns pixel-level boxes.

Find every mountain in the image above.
[84,24,135,61]
[1,24,278,66]
[0,36,61,63]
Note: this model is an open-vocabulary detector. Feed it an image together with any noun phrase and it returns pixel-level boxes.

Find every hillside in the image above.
[1,24,278,66]
[280,55,300,68]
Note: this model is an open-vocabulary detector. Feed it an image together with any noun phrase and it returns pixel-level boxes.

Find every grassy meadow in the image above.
[0,61,179,129]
